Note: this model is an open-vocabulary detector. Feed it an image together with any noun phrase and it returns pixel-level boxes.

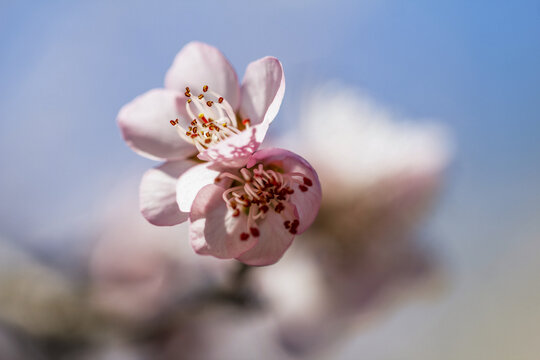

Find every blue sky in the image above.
[1,0,539,254]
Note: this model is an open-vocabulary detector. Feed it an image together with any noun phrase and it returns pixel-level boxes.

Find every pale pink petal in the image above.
[247,148,322,234]
[189,184,258,259]
[140,160,196,226]
[235,208,296,266]
[239,57,285,126]
[117,89,196,161]
[176,162,225,213]
[164,42,240,110]
[197,123,269,166]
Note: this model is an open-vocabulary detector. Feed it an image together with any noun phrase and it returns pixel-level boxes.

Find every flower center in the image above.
[215,164,314,241]
[169,85,251,152]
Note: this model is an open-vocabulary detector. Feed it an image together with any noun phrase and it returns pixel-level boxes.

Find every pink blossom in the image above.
[116,42,285,225]
[178,148,322,266]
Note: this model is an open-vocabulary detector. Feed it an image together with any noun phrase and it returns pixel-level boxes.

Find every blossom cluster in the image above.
[117,42,321,265]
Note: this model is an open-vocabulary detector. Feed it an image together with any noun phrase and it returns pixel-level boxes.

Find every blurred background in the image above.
[1,0,539,359]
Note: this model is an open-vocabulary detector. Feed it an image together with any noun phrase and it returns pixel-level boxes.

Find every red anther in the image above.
[205,132,211,137]
[185,87,190,91]
[289,228,297,235]
[230,201,237,209]
[240,232,250,241]
[203,85,208,92]
[192,126,198,132]
[191,120,197,126]
[190,134,198,138]
[250,227,260,237]
[200,116,208,124]
[198,94,204,99]
[186,132,191,136]
[215,126,221,132]
[242,118,251,125]
[232,209,240,217]
[303,177,313,187]
[170,120,177,126]
[260,205,269,213]
[292,219,299,226]
[204,138,211,144]
[184,91,191,97]
[299,185,308,192]
[283,220,291,229]
[274,203,285,213]
[218,97,224,103]
[287,188,295,194]
[206,100,213,107]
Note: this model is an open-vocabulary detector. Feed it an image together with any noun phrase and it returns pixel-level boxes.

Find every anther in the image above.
[203,85,208,92]
[198,113,208,123]
[184,91,191,97]
[284,220,291,229]
[299,185,308,192]
[250,227,260,237]
[275,203,285,213]
[198,94,204,99]
[242,119,251,126]
[218,97,224,103]
[240,232,250,241]
[303,177,313,187]
[206,100,213,107]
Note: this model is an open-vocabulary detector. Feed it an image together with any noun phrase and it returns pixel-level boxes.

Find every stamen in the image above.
[219,164,302,239]
[171,85,248,152]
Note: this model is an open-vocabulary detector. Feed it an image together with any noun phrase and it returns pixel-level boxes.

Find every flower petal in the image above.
[197,123,269,166]
[247,148,322,234]
[117,89,197,161]
[235,208,296,266]
[164,42,240,110]
[140,160,196,226]
[176,162,225,213]
[239,57,285,126]
[189,184,258,259]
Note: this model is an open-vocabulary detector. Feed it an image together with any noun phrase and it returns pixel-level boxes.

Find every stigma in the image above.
[168,85,250,153]
[215,164,314,241]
